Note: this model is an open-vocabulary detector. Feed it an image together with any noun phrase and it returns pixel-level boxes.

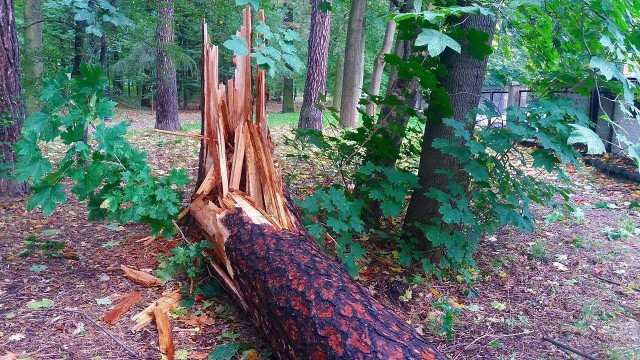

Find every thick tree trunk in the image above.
[298,0,331,131]
[365,18,396,117]
[403,13,497,249]
[190,16,447,359]
[154,0,181,131]
[338,0,366,127]
[22,0,43,114]
[0,0,28,196]
[282,4,295,113]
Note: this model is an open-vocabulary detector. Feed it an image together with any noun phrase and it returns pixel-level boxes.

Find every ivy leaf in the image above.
[415,29,461,57]
[223,35,248,56]
[27,183,67,217]
[567,124,605,155]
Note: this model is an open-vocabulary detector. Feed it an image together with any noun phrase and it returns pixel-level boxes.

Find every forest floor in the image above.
[1,106,639,360]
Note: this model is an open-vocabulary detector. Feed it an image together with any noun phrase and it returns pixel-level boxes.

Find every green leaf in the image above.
[29,264,48,273]
[27,183,67,217]
[235,0,259,9]
[491,300,506,311]
[26,298,54,309]
[415,29,461,57]
[96,297,112,305]
[567,124,605,155]
[208,343,240,360]
[223,35,248,56]
[589,57,619,81]
[317,1,331,13]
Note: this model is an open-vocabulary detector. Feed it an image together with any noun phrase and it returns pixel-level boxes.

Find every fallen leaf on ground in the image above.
[9,334,25,341]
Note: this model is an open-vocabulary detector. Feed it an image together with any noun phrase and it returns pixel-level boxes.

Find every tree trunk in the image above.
[0,0,28,196]
[22,0,43,114]
[190,20,447,359]
[332,53,344,109]
[154,0,181,131]
[338,0,366,127]
[72,22,83,75]
[366,18,396,117]
[298,0,331,131]
[282,4,295,113]
[403,13,497,250]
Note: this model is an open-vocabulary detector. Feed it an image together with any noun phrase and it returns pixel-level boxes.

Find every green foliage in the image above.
[289,112,420,276]
[431,297,462,341]
[208,341,254,360]
[20,235,66,258]
[64,0,133,37]
[15,65,189,238]
[156,241,214,281]
[407,98,584,269]
[26,298,54,310]
[528,241,548,262]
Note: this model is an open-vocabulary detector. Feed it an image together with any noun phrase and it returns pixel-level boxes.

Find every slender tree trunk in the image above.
[282,4,295,113]
[332,54,344,109]
[0,0,28,196]
[403,13,497,251]
[282,77,294,112]
[22,0,42,114]
[154,0,181,131]
[366,18,396,117]
[338,0,366,127]
[298,0,331,131]
[72,22,83,75]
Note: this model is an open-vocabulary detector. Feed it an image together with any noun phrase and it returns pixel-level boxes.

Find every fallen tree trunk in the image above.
[187,8,446,359]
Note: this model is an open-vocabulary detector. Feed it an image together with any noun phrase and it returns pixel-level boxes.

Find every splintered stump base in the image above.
[187,7,447,360]
[220,208,445,359]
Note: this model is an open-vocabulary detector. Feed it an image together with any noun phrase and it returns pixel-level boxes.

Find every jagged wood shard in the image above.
[190,7,446,360]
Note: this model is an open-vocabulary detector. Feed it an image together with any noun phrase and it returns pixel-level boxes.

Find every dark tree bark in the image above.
[366,17,396,117]
[154,0,181,131]
[338,0,366,127]
[23,0,43,114]
[298,0,331,131]
[72,22,84,75]
[0,0,28,196]
[403,13,497,250]
[219,207,447,360]
[282,4,295,113]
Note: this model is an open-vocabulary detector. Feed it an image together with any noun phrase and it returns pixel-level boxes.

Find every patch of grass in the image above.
[527,241,548,261]
[182,120,201,133]
[603,346,640,360]
[268,112,300,127]
[180,112,300,134]
[570,235,588,249]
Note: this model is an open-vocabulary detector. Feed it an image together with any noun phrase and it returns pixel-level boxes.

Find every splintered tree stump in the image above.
[183,7,447,360]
